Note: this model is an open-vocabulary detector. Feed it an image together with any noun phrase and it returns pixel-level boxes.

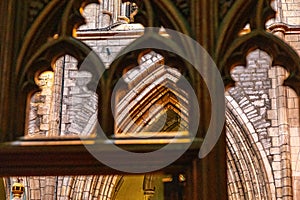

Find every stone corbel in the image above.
[268,22,289,39]
[268,22,300,39]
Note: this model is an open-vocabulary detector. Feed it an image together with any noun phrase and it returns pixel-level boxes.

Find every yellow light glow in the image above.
[73,28,77,37]
[162,176,173,182]
[53,34,59,39]
[238,28,251,36]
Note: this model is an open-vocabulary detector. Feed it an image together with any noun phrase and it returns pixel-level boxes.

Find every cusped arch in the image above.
[15,38,104,138]
[107,30,196,87]
[217,0,300,94]
[16,0,98,76]
[19,38,105,92]
[100,31,200,136]
[221,30,300,91]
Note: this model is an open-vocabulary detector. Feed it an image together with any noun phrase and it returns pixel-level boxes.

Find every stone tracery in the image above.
[2,0,300,199]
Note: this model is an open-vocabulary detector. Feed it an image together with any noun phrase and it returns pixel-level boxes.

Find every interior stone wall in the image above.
[6,0,300,199]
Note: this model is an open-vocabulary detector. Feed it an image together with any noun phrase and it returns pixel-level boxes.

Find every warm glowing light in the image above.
[53,34,59,39]
[73,28,77,37]
[162,176,173,183]
[79,7,84,14]
[238,24,251,36]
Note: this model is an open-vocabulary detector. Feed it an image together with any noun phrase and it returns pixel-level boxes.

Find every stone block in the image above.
[268,69,276,78]
[288,108,299,119]
[267,110,277,120]
[275,178,282,187]
[287,88,298,98]
[65,63,78,70]
[42,115,49,124]
[287,98,295,108]
[272,161,281,170]
[96,40,108,46]
[119,38,135,45]
[270,147,280,155]
[282,186,293,196]
[269,88,277,99]
[285,34,299,41]
[289,41,300,50]
[64,79,76,87]
[84,40,96,47]
[290,127,299,136]
[107,39,120,45]
[284,10,300,17]
[287,17,300,25]
[40,123,49,131]
[274,170,282,181]
[274,154,281,161]
[253,99,265,107]
[244,105,255,113]
[37,105,49,115]
[268,127,278,137]
[294,98,299,108]
[272,137,280,147]
[278,108,288,124]
[69,87,81,95]
[110,46,124,53]
[290,137,300,147]
[30,189,41,199]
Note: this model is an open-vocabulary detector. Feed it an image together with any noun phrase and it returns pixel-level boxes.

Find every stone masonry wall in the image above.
[14,0,300,199]
[228,50,272,156]
[227,50,275,199]
[226,1,300,198]
[277,0,300,25]
[272,1,300,197]
[16,27,143,200]
[26,31,142,137]
[27,71,54,136]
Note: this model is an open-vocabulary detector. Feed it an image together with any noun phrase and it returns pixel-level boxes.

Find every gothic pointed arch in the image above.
[113,51,189,134]
[107,30,194,81]
[220,30,300,92]
[16,0,98,76]
[6,0,300,199]
[226,96,276,200]
[97,26,199,135]
[216,0,300,92]
[14,1,105,138]
[132,0,191,35]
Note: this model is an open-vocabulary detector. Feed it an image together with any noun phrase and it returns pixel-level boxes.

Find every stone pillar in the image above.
[268,66,293,199]
[189,0,227,199]
[101,0,112,27]
[113,0,119,22]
